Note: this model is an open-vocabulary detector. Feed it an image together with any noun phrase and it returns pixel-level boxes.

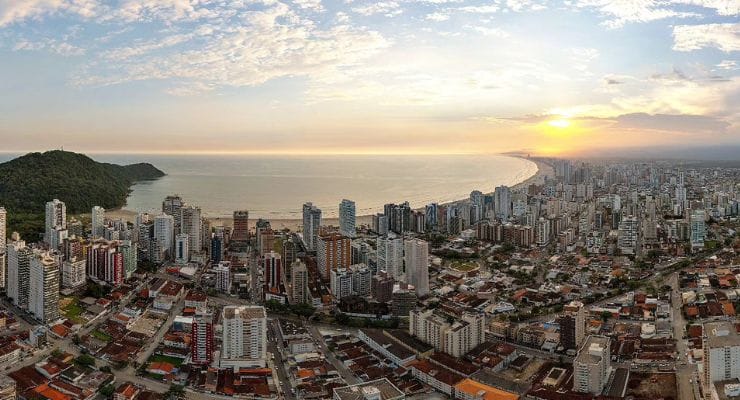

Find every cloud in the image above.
[0,0,98,26]
[426,12,449,21]
[574,0,700,28]
[716,60,738,70]
[352,1,402,16]
[672,0,740,16]
[614,112,731,133]
[672,23,740,52]
[467,25,509,37]
[12,37,85,56]
[293,0,324,12]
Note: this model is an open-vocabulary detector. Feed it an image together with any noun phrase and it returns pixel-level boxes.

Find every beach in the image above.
[105,157,551,232]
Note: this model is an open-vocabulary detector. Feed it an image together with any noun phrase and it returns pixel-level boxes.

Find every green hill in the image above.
[0,150,165,240]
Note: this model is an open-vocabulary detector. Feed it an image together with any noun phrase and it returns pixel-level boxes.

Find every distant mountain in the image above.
[0,150,165,239]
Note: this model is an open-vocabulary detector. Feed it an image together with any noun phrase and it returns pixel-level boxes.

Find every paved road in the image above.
[669,272,700,400]
[306,325,360,385]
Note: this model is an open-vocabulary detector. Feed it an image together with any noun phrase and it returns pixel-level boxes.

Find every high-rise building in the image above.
[690,209,706,250]
[45,199,66,246]
[316,233,351,280]
[290,260,309,304]
[91,206,105,239]
[62,257,86,289]
[339,199,356,238]
[181,206,202,256]
[572,336,611,394]
[557,300,585,350]
[494,186,512,221]
[0,375,16,400]
[191,312,214,366]
[469,191,484,224]
[232,210,250,242]
[7,238,31,309]
[302,203,322,252]
[29,252,60,323]
[214,262,232,293]
[153,214,175,262]
[404,239,429,297]
[617,215,638,255]
[221,306,267,368]
[704,321,740,388]
[210,236,223,264]
[0,207,6,290]
[162,195,185,232]
[264,251,282,292]
[330,268,352,300]
[350,263,372,296]
[371,272,394,303]
[377,234,403,280]
[120,240,137,279]
[373,213,389,235]
[409,310,484,357]
[175,233,189,264]
[425,203,438,231]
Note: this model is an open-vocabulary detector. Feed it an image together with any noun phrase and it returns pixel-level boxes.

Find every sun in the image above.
[548,119,570,128]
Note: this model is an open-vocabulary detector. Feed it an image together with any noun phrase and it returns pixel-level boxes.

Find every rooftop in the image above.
[706,321,740,348]
[333,378,404,400]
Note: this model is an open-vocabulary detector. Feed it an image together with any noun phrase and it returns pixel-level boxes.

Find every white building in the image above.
[29,252,60,323]
[409,310,485,357]
[62,258,86,289]
[705,321,740,384]
[91,206,105,239]
[494,185,512,221]
[572,335,611,394]
[377,234,403,280]
[221,305,267,369]
[153,214,175,262]
[290,260,309,304]
[44,199,66,245]
[618,215,639,255]
[404,239,429,297]
[302,202,322,252]
[330,268,353,300]
[214,262,232,293]
[7,239,31,309]
[339,199,356,238]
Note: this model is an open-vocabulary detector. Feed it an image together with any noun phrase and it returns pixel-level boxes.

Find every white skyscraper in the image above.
[7,239,31,309]
[91,206,105,239]
[573,336,611,394]
[339,199,356,238]
[62,258,86,289]
[377,234,404,280]
[214,261,232,293]
[45,199,66,245]
[153,214,175,262]
[618,215,639,255]
[302,202,322,251]
[29,251,60,323]
[221,305,267,368]
[404,239,429,297]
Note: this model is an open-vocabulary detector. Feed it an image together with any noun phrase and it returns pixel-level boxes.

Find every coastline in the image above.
[106,157,551,232]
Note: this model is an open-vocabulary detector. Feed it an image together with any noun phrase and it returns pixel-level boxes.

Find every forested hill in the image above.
[0,150,165,238]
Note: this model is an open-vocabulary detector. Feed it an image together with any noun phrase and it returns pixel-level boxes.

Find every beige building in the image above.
[409,310,484,357]
[572,335,611,394]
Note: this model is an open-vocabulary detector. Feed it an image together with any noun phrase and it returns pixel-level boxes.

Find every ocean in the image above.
[0,153,537,219]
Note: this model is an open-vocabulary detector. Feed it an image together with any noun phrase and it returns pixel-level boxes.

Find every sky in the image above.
[0,0,738,157]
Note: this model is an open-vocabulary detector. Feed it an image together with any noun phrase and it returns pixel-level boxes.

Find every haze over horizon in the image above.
[0,0,738,157]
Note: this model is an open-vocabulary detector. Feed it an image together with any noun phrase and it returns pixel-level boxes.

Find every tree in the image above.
[75,354,96,367]
[100,384,115,398]
[600,311,611,322]
[166,385,186,400]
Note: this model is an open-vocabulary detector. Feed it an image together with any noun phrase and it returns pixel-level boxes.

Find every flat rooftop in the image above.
[333,378,404,400]
[706,321,740,348]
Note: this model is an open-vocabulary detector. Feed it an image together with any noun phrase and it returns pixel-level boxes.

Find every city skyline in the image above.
[0,0,738,157]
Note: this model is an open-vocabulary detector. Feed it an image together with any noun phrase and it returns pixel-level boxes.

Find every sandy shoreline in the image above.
[105,157,552,232]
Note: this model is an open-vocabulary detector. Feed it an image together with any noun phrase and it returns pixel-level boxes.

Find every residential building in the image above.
[409,310,485,357]
[316,233,351,280]
[302,203,322,252]
[339,199,356,238]
[62,257,86,289]
[153,213,175,262]
[572,335,611,394]
[7,238,31,309]
[264,251,282,292]
[232,210,250,242]
[175,233,189,264]
[404,239,429,296]
[705,321,740,385]
[214,262,232,293]
[557,300,585,350]
[180,206,202,256]
[290,260,309,304]
[191,312,214,365]
[29,251,60,323]
[377,234,403,280]
[91,206,105,239]
[690,209,706,250]
[221,306,267,368]
[44,199,66,245]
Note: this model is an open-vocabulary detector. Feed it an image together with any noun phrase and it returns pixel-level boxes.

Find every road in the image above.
[669,272,700,400]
